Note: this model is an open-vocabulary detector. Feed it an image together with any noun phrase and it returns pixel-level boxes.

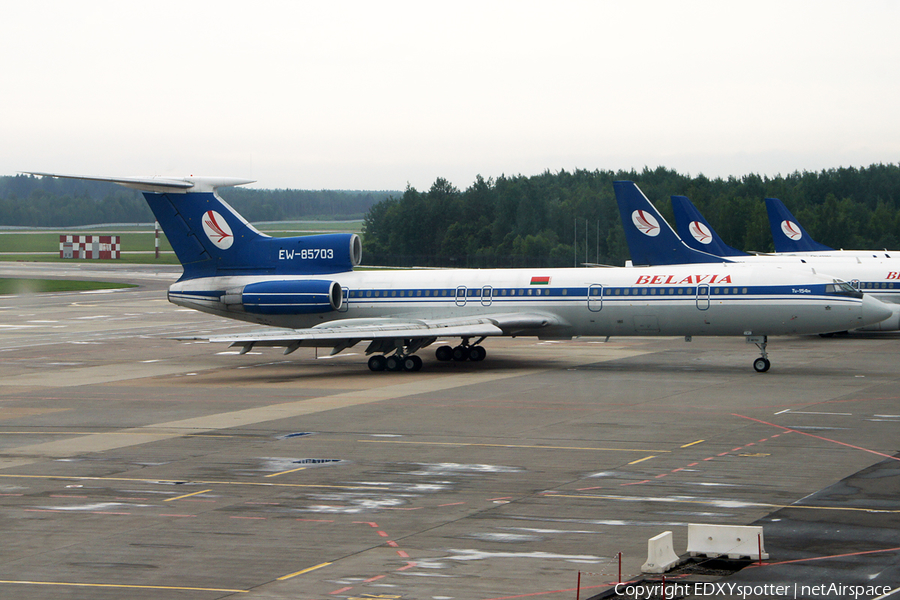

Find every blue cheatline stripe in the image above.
[172,286,870,305]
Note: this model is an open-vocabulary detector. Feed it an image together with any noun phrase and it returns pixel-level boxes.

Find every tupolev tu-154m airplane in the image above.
[26,173,893,373]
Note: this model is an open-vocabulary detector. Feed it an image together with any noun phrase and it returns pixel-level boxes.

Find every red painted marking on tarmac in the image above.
[733,414,900,461]
[230,516,266,520]
[364,574,387,582]
[397,550,410,558]
[687,462,699,467]
[387,541,399,547]
[51,495,87,498]
[717,452,729,456]
[759,438,769,442]
[330,586,354,594]
[621,480,651,486]
[438,501,466,506]
[577,486,603,491]
[160,514,195,517]
[396,561,417,571]
[745,442,756,446]
[671,468,684,473]
[654,474,667,478]
[297,518,334,522]
[354,521,379,527]
[92,511,130,515]
[377,530,389,537]
[747,546,900,568]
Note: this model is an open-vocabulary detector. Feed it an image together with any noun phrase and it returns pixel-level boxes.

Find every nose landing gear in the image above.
[748,335,770,372]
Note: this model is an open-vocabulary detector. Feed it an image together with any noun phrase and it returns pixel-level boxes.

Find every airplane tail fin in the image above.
[613,181,731,266]
[765,197,833,253]
[670,195,747,257]
[24,173,362,280]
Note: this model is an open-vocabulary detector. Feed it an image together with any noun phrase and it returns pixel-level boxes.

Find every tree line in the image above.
[362,164,900,268]
[0,174,396,227]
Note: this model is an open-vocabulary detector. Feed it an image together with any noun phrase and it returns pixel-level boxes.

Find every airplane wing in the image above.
[184,313,560,356]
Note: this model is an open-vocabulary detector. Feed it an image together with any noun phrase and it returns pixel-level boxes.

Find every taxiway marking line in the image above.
[544,493,900,513]
[873,586,900,600]
[264,466,307,478]
[165,489,212,502]
[750,546,900,567]
[0,580,246,593]
[359,440,670,453]
[628,455,655,465]
[0,473,395,491]
[734,413,900,461]
[276,562,332,581]
[680,439,704,448]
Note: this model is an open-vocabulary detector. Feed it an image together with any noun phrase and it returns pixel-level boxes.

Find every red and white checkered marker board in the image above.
[59,235,121,259]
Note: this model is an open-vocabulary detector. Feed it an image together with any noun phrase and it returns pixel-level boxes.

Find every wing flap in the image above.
[184,313,560,354]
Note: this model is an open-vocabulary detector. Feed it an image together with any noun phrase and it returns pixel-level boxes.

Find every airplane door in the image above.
[850,279,861,290]
[456,286,467,306]
[696,284,710,310]
[588,284,603,312]
[481,286,493,306]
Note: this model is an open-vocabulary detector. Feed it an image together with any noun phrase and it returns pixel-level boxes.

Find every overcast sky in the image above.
[3,1,898,191]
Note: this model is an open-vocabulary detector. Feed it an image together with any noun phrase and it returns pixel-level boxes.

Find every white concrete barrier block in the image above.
[641,530,681,573]
[687,523,768,560]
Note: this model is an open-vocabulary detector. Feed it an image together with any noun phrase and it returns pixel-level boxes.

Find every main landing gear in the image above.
[748,335,771,373]
[368,353,423,372]
[435,340,487,363]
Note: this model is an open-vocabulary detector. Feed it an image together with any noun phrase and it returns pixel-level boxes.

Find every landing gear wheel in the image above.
[451,345,469,361]
[403,355,423,372]
[468,346,487,362]
[368,355,386,372]
[753,357,771,373]
[386,355,404,371]
[435,345,453,361]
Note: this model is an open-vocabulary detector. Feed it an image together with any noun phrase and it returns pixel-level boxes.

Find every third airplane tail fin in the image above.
[613,181,731,266]
[670,195,747,257]
[765,197,834,253]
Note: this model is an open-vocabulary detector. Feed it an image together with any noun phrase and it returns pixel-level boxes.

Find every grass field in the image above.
[0,222,363,264]
[0,278,137,294]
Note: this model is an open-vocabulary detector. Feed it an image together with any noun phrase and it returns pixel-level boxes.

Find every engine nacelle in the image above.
[272,233,363,275]
[238,279,343,315]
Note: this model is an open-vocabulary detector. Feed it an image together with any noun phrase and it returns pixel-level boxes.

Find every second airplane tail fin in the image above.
[613,181,731,266]
[670,195,747,257]
[765,197,833,253]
